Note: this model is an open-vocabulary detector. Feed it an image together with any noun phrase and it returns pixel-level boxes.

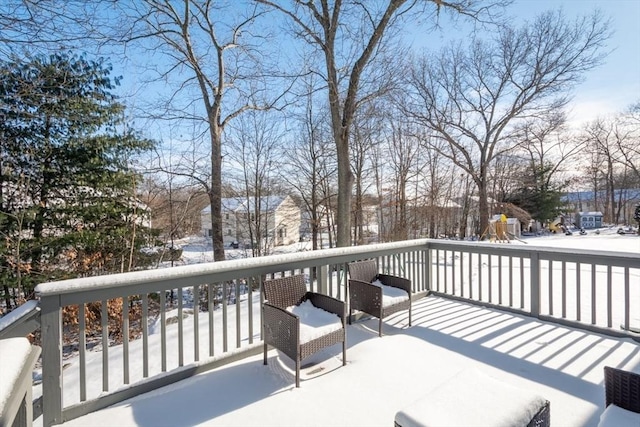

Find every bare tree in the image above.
[583,117,625,223]
[116,1,277,261]
[615,102,640,182]
[506,112,583,224]
[256,0,491,246]
[0,1,113,57]
[406,9,610,237]
[281,71,338,250]
[226,110,283,257]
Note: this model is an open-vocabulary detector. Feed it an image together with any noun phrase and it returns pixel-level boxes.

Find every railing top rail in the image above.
[35,238,639,299]
[428,239,639,262]
[35,239,430,297]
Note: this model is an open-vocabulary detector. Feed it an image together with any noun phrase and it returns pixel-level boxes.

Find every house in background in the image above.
[562,189,640,225]
[201,195,300,247]
[574,211,604,229]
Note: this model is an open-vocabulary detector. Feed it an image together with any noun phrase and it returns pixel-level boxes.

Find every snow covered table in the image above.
[394,369,549,427]
[0,337,41,427]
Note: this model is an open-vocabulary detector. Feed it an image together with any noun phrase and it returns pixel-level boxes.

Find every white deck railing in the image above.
[7,239,638,426]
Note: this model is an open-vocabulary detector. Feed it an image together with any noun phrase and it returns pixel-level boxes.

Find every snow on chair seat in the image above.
[394,369,549,427]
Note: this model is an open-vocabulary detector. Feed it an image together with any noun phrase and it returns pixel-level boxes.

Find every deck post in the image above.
[317,264,329,295]
[40,295,63,427]
[530,252,541,317]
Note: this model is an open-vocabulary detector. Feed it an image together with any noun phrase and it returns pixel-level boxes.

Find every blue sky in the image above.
[508,0,639,123]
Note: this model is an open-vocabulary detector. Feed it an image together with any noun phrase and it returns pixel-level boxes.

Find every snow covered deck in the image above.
[55,295,640,427]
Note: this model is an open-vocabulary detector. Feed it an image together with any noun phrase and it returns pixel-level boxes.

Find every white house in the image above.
[201,195,300,247]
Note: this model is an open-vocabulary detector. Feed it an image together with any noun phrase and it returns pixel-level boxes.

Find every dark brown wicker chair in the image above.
[604,366,640,414]
[348,259,412,337]
[262,274,346,387]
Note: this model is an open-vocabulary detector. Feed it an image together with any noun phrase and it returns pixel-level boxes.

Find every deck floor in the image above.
[57,296,640,427]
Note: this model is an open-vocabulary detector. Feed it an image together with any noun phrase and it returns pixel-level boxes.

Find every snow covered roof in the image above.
[562,189,640,203]
[201,196,289,214]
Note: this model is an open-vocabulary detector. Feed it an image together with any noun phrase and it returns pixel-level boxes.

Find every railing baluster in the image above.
[624,267,630,331]
[548,260,554,316]
[160,291,167,372]
[591,264,597,325]
[142,295,149,378]
[576,263,581,322]
[208,283,214,357]
[178,287,184,367]
[508,256,513,307]
[101,299,109,392]
[561,261,567,319]
[607,265,612,328]
[222,282,228,353]
[459,251,464,297]
[468,252,473,299]
[478,253,483,302]
[451,250,455,295]
[498,255,503,305]
[236,280,241,349]
[436,249,440,292]
[248,277,254,344]
[488,255,493,303]
[79,303,86,401]
[194,285,200,362]
[520,257,524,309]
[123,296,129,384]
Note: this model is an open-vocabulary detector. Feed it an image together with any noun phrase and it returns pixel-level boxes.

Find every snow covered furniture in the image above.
[348,259,412,337]
[598,366,640,427]
[394,369,550,427]
[0,337,41,427]
[262,274,346,387]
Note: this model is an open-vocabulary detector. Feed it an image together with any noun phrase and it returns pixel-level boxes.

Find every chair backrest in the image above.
[263,274,308,309]
[348,259,378,283]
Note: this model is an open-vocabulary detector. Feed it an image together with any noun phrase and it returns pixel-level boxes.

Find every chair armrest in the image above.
[604,366,640,413]
[349,279,383,311]
[306,292,346,322]
[378,274,412,295]
[263,302,299,361]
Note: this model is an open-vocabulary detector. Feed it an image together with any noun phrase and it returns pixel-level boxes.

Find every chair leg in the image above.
[296,359,300,388]
[342,340,346,366]
[263,343,268,365]
[378,317,383,337]
[349,307,353,325]
[409,304,412,327]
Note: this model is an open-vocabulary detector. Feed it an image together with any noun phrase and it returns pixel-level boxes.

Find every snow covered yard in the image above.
[54,295,639,427]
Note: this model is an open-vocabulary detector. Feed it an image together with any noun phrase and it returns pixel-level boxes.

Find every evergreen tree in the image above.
[0,52,153,306]
[506,162,565,226]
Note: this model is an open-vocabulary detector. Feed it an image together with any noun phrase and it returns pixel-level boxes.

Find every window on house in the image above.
[225,213,229,220]
[227,229,232,236]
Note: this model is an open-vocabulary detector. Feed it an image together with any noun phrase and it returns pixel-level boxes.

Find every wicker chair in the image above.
[348,259,412,337]
[262,274,346,387]
[600,366,640,426]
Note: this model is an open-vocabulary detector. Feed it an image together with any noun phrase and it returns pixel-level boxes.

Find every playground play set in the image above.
[484,204,640,243]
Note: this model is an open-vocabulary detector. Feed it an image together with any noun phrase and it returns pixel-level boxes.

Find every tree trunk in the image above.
[210,124,225,261]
